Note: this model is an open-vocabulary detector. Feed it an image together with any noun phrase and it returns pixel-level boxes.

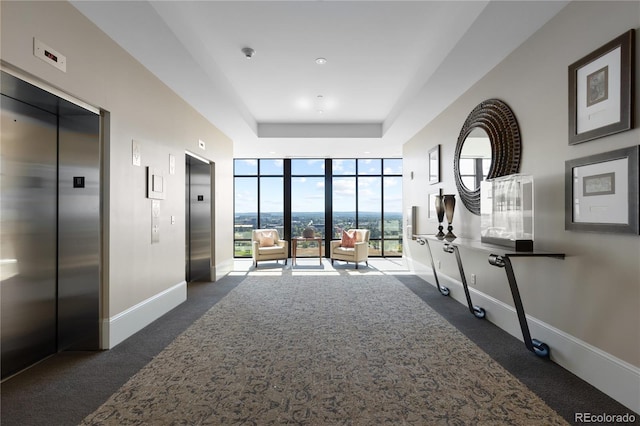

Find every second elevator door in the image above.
[185,155,212,282]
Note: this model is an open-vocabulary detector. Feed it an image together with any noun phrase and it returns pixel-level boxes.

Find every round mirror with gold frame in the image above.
[454,99,522,215]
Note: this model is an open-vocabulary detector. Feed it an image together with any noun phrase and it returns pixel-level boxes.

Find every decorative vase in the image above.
[443,194,456,241]
[434,195,445,240]
[302,226,315,238]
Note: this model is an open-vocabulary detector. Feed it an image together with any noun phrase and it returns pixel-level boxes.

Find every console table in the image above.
[291,237,323,265]
[415,234,565,357]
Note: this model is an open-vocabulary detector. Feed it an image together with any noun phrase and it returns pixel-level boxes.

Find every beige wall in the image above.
[405,0,639,369]
[1,1,234,322]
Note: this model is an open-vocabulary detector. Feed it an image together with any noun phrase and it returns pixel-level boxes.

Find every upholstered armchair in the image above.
[330,229,370,269]
[252,229,288,267]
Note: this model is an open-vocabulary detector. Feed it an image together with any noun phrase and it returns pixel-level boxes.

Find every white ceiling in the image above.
[70,0,568,159]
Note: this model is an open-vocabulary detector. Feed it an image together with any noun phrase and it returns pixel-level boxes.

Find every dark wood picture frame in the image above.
[568,29,635,145]
[565,145,639,234]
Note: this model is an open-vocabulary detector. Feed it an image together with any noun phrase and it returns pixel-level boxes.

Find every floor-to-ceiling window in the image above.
[291,159,325,257]
[259,159,284,234]
[234,158,402,258]
[233,159,258,257]
[382,159,403,256]
[357,159,383,254]
[331,159,356,238]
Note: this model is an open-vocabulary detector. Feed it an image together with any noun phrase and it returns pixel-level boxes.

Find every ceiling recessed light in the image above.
[315,57,327,65]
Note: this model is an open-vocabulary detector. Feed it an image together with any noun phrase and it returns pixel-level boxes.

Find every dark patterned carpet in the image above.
[81,274,567,425]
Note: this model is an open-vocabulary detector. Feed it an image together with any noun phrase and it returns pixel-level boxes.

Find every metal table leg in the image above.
[416,237,449,296]
[488,254,550,357]
[444,243,486,319]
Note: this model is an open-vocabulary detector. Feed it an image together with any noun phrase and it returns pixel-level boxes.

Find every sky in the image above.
[234,158,402,214]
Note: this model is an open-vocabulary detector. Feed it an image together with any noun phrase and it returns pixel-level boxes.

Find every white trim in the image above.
[411,260,640,413]
[213,258,234,281]
[101,281,186,349]
[185,150,209,164]
[257,123,382,138]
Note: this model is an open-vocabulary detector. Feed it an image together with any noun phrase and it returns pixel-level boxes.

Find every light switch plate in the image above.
[169,154,175,175]
[132,140,141,166]
[151,200,160,244]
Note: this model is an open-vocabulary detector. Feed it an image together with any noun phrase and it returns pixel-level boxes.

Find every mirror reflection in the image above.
[459,128,491,191]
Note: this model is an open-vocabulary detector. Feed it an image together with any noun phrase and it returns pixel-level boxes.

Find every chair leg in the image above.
[355,263,359,269]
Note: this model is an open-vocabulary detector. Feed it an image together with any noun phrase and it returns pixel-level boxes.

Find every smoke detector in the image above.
[241,47,255,59]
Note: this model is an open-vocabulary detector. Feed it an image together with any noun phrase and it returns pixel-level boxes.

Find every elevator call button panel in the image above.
[73,177,85,188]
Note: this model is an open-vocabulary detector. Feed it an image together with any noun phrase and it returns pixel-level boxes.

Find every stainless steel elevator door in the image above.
[1,71,100,379]
[1,94,58,377]
[57,101,100,351]
[185,155,211,282]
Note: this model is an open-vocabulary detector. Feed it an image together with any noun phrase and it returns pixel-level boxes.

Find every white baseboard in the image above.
[412,260,640,414]
[101,281,187,349]
[214,257,234,281]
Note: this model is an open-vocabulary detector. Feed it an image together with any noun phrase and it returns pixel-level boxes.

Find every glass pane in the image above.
[292,158,325,175]
[260,159,283,175]
[234,159,257,175]
[358,177,381,239]
[332,177,356,238]
[368,239,381,257]
[332,159,356,175]
[358,159,381,175]
[459,158,475,174]
[383,158,402,175]
[383,215,402,239]
[462,176,475,189]
[383,239,403,257]
[383,177,402,216]
[259,177,283,234]
[482,158,491,178]
[384,176,402,239]
[234,241,252,257]
[291,177,325,239]
[234,177,257,241]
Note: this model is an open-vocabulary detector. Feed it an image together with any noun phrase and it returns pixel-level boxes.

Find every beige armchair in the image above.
[252,229,288,267]
[330,229,370,269]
